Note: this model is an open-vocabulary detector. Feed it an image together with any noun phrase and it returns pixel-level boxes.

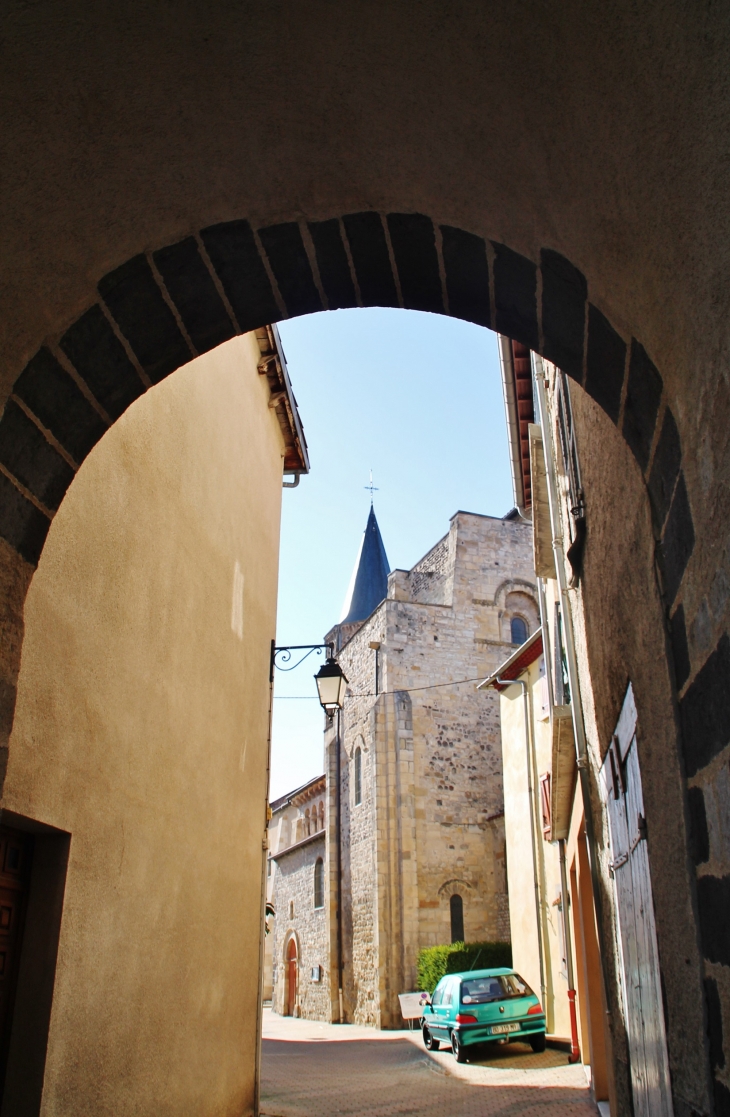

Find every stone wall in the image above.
[329,511,536,1028]
[270,834,330,1021]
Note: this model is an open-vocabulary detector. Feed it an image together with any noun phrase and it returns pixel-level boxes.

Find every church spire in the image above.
[339,504,390,625]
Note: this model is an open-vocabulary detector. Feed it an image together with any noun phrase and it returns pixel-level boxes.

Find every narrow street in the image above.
[260,1009,602,1117]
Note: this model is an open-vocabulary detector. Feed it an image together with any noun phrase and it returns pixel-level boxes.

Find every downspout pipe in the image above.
[532,354,613,1032]
[494,675,547,1010]
[559,837,582,1063]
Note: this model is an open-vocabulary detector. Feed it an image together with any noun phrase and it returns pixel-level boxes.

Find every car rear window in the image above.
[461,974,533,1003]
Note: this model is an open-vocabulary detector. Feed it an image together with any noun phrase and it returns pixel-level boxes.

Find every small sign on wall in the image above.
[311,965,322,982]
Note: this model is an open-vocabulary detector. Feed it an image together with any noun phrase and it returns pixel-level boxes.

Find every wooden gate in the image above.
[600,684,673,1117]
[286,938,297,1017]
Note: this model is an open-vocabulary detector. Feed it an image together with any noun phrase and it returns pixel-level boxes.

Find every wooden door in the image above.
[600,684,673,1117]
[0,826,34,1095]
[286,939,297,1016]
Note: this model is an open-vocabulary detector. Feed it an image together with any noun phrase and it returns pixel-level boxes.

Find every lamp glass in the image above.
[314,660,348,713]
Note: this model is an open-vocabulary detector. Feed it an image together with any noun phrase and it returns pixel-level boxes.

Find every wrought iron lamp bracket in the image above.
[269,641,333,682]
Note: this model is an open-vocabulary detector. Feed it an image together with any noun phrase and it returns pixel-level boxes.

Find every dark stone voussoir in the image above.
[697,873,730,966]
[670,604,691,690]
[540,249,587,382]
[648,408,682,532]
[258,223,323,318]
[679,632,730,778]
[705,977,725,1071]
[13,348,107,464]
[622,340,663,474]
[687,786,709,865]
[99,255,192,384]
[440,226,490,328]
[584,304,626,424]
[201,220,280,333]
[658,471,694,604]
[153,238,235,356]
[386,213,443,315]
[0,402,74,512]
[492,242,538,352]
[342,213,399,308]
[60,305,145,421]
[0,470,50,566]
[307,220,357,310]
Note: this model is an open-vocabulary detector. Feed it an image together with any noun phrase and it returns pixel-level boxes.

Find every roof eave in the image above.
[255,323,310,476]
[477,628,544,691]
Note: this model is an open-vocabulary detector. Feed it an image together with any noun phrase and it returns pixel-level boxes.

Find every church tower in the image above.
[331,504,390,650]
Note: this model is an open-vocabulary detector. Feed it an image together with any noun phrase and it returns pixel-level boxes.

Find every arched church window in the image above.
[450,893,464,943]
[314,857,324,909]
[354,747,362,806]
[305,808,311,835]
[510,616,528,646]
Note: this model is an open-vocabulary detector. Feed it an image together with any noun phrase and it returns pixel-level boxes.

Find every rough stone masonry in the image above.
[321,510,538,1028]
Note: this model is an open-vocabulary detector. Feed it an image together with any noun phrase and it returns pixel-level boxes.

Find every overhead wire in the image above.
[273,675,489,698]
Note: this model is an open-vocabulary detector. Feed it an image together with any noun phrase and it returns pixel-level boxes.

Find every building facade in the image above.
[267,776,329,1019]
[0,327,307,1117]
[271,505,538,1028]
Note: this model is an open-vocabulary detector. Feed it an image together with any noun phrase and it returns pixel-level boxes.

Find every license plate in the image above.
[490,1023,520,1035]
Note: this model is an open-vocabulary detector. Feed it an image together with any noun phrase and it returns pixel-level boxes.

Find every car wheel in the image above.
[529,1032,546,1053]
[451,1031,467,1063]
[422,1023,440,1051]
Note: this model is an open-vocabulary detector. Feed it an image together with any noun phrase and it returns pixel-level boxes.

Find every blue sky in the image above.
[270,308,512,800]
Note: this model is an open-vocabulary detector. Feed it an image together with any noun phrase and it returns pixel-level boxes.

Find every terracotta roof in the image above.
[477,628,543,692]
[269,772,325,813]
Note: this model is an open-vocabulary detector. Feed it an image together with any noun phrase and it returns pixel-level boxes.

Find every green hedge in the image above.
[416,941,512,993]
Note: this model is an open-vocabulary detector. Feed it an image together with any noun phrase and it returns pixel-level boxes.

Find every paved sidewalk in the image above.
[260,1009,599,1116]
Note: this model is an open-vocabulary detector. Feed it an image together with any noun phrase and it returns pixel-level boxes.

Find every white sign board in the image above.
[398,992,430,1020]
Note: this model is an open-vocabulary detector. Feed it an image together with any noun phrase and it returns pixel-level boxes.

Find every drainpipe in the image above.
[536,577,555,709]
[559,837,582,1063]
[532,354,613,1033]
[495,675,547,1010]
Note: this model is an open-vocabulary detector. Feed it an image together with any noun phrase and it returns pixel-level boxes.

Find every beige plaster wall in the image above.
[499,662,573,1041]
[1,334,284,1117]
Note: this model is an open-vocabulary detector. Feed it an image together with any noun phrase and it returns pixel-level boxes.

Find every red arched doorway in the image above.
[286,938,297,1018]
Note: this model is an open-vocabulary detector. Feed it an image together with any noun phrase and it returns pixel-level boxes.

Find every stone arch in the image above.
[0,213,695,803]
[503,589,540,646]
[438,878,475,899]
[0,217,691,596]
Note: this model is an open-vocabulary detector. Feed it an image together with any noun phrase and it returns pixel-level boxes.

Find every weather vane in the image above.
[365,469,379,504]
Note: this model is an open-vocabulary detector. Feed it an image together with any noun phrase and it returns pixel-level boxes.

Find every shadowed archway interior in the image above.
[0,213,692,612]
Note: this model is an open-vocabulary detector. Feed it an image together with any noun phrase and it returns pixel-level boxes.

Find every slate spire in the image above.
[339,504,390,624]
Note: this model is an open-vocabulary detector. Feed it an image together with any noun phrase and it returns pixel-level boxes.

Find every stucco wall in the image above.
[0,335,284,1117]
[500,660,573,1041]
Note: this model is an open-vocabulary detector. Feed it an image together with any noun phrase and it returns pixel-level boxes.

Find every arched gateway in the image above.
[2,4,730,1116]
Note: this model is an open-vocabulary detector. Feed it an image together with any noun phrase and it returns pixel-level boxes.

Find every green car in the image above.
[421,967,546,1063]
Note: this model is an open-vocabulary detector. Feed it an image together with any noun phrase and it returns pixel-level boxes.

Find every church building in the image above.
[269,503,537,1027]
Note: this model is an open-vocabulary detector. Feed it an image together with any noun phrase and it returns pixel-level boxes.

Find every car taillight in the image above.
[528,1003,544,1015]
[455,1013,478,1024]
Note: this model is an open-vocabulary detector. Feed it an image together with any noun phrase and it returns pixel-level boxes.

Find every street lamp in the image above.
[314,659,348,716]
